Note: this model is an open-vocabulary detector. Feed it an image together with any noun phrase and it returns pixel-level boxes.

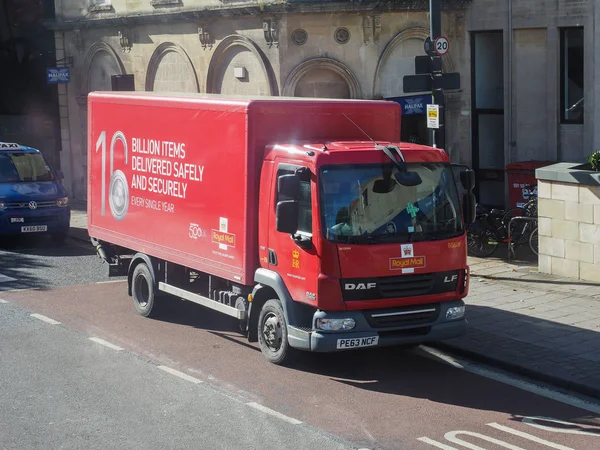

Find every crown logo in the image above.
[403,247,412,256]
[292,250,300,259]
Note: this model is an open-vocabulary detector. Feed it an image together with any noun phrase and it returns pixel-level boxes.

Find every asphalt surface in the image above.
[2,238,600,449]
[0,235,117,290]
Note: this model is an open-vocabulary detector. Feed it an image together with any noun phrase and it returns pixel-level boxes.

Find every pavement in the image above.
[67,202,600,400]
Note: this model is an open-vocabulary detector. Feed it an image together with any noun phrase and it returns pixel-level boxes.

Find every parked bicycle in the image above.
[467,184,538,257]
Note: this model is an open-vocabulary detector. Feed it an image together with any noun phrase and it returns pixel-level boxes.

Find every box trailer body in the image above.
[88,92,475,364]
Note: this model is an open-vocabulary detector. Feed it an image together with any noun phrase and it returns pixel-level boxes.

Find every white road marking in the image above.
[89,337,123,351]
[419,346,600,414]
[0,273,17,283]
[417,437,459,449]
[245,402,303,425]
[0,299,8,303]
[158,366,203,384]
[487,423,573,449]
[30,313,60,325]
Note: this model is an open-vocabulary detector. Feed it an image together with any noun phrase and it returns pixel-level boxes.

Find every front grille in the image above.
[4,200,56,210]
[364,303,440,329]
[341,270,460,302]
[378,273,435,298]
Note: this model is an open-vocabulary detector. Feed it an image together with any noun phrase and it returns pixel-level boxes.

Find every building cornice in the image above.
[45,0,472,31]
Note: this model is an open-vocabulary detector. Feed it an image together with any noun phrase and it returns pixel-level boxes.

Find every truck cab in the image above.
[251,140,475,363]
[0,142,71,244]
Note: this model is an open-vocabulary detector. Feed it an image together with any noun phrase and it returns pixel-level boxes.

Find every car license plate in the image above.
[336,336,379,350]
[21,225,47,233]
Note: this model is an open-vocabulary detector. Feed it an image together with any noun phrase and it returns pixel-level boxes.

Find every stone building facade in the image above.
[48,0,596,208]
[49,0,472,201]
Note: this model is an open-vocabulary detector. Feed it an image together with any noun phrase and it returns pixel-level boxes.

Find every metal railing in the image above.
[507,216,538,260]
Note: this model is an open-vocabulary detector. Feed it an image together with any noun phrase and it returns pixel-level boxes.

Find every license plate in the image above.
[336,336,379,350]
[21,225,47,233]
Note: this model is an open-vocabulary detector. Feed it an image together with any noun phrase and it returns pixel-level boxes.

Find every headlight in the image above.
[56,197,69,207]
[446,306,465,320]
[316,318,356,331]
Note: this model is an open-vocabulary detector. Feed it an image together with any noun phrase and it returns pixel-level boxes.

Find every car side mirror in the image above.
[276,200,299,234]
[55,169,65,180]
[460,169,475,191]
[462,192,476,224]
[278,174,300,199]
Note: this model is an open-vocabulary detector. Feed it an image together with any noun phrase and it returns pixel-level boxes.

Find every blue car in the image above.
[0,142,71,244]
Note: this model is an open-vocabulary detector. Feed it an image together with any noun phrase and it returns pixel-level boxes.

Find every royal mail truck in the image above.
[87,91,476,364]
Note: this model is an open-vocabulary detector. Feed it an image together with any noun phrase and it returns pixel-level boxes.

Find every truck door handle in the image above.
[268,249,278,266]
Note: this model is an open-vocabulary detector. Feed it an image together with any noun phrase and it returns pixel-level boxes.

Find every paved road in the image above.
[0,300,351,450]
[0,236,117,290]
[1,242,600,449]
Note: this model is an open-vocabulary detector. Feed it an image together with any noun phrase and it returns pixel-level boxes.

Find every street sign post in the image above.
[427,104,440,129]
[402,0,461,151]
[434,36,450,56]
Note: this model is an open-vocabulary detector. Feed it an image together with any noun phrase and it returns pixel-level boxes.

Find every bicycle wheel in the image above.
[467,227,499,257]
[529,227,539,256]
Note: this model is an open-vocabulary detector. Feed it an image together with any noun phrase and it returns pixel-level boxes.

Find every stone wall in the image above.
[537,163,600,282]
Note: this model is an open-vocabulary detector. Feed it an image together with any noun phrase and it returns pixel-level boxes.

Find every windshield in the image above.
[320,162,463,244]
[0,152,55,183]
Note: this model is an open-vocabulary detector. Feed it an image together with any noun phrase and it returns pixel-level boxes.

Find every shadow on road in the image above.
[0,250,51,290]
[0,235,94,258]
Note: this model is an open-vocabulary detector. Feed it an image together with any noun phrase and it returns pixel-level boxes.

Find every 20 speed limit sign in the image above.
[434,36,450,56]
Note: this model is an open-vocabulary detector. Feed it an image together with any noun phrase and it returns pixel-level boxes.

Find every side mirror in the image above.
[460,169,475,191]
[55,169,65,180]
[276,200,299,234]
[278,174,300,199]
[462,192,476,225]
[395,171,422,187]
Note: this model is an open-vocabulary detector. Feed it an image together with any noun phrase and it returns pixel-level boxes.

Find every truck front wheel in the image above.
[258,299,292,365]
[131,262,159,318]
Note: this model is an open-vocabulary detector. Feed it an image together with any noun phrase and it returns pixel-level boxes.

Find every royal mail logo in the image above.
[403,247,412,256]
[390,256,426,271]
[401,244,414,258]
[292,250,299,259]
[212,230,236,248]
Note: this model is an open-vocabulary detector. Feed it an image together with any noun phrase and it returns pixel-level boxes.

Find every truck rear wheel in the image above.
[257,299,292,365]
[131,262,159,318]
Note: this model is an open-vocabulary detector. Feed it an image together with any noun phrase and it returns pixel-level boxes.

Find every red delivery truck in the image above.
[87,91,476,365]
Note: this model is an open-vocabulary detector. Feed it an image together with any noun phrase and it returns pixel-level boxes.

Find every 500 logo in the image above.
[96,130,129,221]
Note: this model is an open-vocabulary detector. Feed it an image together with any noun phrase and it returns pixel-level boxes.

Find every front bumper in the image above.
[288,300,467,352]
[0,207,71,237]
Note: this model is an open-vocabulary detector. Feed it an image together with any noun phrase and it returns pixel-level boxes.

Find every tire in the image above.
[131,263,159,318]
[529,227,539,256]
[257,299,292,365]
[467,228,498,257]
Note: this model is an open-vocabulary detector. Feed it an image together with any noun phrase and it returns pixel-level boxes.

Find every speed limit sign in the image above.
[434,36,450,56]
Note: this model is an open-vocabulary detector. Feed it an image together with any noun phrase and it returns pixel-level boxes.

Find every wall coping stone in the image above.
[536,162,600,187]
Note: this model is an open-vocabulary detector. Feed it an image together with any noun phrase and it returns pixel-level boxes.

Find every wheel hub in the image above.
[262,313,282,350]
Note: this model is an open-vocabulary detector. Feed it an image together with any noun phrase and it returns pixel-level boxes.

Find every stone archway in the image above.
[373,26,455,98]
[76,42,126,199]
[283,58,362,99]
[145,42,199,93]
[81,41,126,95]
[206,35,278,96]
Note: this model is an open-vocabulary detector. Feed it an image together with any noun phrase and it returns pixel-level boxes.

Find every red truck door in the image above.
[268,162,319,306]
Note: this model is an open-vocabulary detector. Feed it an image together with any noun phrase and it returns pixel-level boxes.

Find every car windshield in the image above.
[0,152,55,183]
[320,162,463,244]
